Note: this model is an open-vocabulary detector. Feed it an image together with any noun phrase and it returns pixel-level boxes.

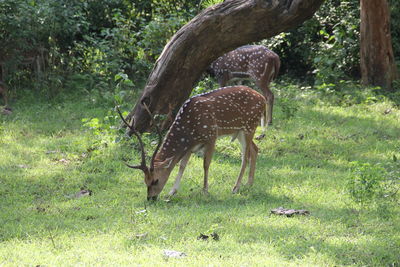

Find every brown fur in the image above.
[131,86,266,200]
[209,45,280,125]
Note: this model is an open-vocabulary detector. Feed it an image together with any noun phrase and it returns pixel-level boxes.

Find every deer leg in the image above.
[257,63,275,126]
[254,76,272,140]
[203,140,216,194]
[168,152,191,196]
[265,88,274,126]
[256,105,267,140]
[232,131,250,193]
[247,141,258,186]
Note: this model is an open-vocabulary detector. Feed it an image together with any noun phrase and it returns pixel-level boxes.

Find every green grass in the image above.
[0,85,399,266]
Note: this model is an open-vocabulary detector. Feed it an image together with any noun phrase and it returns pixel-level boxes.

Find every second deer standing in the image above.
[208,45,280,126]
[122,85,266,200]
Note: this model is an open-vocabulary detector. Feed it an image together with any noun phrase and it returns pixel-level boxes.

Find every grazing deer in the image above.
[208,45,280,127]
[119,85,266,200]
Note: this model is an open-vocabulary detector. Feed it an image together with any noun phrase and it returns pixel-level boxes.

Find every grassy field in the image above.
[0,84,399,266]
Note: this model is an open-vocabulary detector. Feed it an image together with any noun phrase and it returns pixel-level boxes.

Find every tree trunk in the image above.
[128,0,325,133]
[360,0,398,90]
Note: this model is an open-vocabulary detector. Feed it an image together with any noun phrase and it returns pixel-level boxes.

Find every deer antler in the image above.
[141,102,163,171]
[116,106,148,172]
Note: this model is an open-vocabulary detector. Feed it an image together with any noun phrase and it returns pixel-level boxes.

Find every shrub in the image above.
[347,160,399,206]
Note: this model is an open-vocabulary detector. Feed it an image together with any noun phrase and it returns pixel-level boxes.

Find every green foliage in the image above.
[347,159,399,207]
[262,0,360,84]
[275,81,301,120]
[0,0,199,95]
[313,81,386,106]
[2,0,399,99]
[81,73,135,148]
[137,11,188,62]
[199,0,224,9]
[191,76,216,96]
[390,0,400,62]
[347,162,386,205]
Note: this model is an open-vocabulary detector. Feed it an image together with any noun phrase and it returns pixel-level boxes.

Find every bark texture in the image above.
[360,0,397,90]
[128,0,325,133]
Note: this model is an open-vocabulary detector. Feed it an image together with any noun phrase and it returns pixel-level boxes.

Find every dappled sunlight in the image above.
[1,87,399,266]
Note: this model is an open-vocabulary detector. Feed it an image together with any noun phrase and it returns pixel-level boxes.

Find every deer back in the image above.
[154,86,266,164]
[210,45,280,82]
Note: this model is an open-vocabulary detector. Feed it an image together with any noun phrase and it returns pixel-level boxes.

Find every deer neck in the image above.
[154,123,196,165]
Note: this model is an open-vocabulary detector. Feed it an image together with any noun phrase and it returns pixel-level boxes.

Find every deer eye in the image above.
[151,179,159,186]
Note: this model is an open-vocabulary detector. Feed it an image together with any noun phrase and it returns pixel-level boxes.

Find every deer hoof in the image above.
[168,189,177,196]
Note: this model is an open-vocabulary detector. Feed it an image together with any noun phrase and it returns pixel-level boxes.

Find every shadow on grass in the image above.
[1,92,399,265]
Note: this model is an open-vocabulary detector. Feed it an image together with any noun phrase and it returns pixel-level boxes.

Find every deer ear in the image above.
[154,156,174,169]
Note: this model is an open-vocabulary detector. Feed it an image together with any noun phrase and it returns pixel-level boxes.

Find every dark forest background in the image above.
[0,0,399,100]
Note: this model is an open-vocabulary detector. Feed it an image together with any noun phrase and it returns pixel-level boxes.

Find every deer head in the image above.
[117,103,169,200]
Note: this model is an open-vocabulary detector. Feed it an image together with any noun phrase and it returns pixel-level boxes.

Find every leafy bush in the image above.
[137,11,188,62]
[314,81,385,106]
[262,0,360,84]
[348,162,386,205]
[348,160,399,206]
[0,0,199,95]
[390,0,400,62]
[1,0,398,100]
[191,76,216,96]
[200,0,223,9]
[274,81,301,120]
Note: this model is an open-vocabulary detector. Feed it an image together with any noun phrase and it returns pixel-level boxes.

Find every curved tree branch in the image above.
[128,0,325,133]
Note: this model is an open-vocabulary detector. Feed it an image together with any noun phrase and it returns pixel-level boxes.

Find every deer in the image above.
[207,45,280,129]
[118,85,266,200]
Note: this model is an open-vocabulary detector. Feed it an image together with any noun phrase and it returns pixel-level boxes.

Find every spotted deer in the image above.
[119,85,266,200]
[208,45,280,127]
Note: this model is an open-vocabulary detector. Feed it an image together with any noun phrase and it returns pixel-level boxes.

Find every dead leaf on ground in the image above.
[135,233,148,239]
[135,209,147,214]
[163,250,187,258]
[36,206,46,213]
[211,232,220,241]
[383,108,392,115]
[58,158,70,164]
[197,232,220,241]
[271,207,310,217]
[17,164,29,169]
[66,189,92,199]
[197,233,209,240]
[255,133,266,140]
